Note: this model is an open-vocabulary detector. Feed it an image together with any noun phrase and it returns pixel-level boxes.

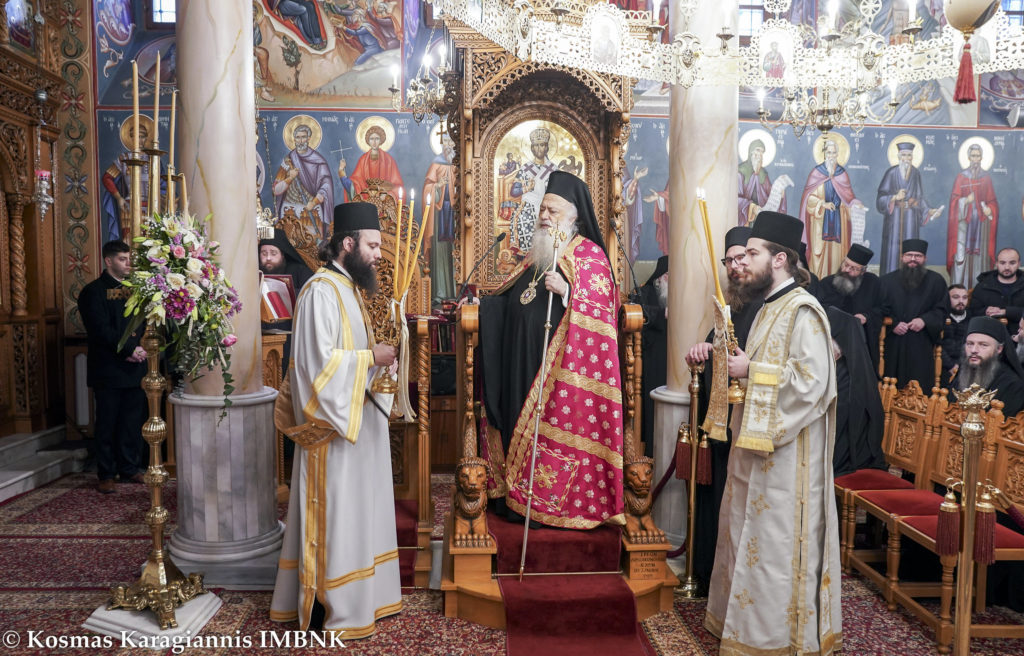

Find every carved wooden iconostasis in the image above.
[0,21,65,438]
[445,26,634,297]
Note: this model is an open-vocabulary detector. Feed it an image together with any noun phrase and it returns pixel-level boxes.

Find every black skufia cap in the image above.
[750,211,803,253]
[333,201,380,233]
[967,316,1007,343]
[902,238,928,256]
[725,226,751,251]
[847,243,873,266]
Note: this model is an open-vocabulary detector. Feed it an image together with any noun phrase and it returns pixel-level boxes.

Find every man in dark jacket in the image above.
[78,241,147,493]
[941,284,970,386]
[816,244,883,371]
[951,316,1024,418]
[967,247,1024,328]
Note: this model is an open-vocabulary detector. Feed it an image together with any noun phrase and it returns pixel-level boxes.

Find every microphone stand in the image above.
[458,233,506,301]
[611,221,642,304]
[518,228,565,581]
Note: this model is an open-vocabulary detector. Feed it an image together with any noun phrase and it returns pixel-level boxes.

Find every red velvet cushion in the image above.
[856,489,944,516]
[901,515,1024,550]
[835,469,914,491]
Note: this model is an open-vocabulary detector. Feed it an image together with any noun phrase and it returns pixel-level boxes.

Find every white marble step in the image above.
[0,426,66,468]
[0,450,87,503]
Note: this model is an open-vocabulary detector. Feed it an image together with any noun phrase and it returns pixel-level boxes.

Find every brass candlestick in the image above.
[124,150,147,241]
[144,147,166,218]
[107,322,208,629]
[952,384,996,656]
[725,322,744,404]
[678,363,704,598]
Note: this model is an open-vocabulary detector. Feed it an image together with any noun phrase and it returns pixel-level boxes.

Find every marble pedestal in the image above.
[168,387,283,589]
[651,385,690,555]
[83,592,222,645]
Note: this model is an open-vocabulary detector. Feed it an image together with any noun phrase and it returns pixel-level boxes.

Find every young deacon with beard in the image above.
[815,243,883,370]
[271,201,402,635]
[878,239,949,390]
[706,211,840,655]
[952,316,1024,418]
[683,226,763,589]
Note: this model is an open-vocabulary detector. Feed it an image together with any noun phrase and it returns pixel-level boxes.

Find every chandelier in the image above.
[391,20,457,123]
[431,0,1024,134]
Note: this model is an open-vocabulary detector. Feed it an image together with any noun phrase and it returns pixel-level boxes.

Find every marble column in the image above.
[169,0,282,587]
[652,0,739,550]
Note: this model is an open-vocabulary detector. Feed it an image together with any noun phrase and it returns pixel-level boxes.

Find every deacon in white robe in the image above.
[270,202,401,637]
[706,211,842,656]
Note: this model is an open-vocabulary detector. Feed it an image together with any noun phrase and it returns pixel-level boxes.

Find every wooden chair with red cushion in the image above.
[838,379,940,573]
[889,406,1023,654]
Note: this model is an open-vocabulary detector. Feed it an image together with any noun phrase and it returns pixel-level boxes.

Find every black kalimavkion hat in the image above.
[332,201,380,233]
[750,210,803,253]
[847,243,874,266]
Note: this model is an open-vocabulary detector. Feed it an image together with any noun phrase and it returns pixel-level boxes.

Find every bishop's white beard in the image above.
[528,223,578,271]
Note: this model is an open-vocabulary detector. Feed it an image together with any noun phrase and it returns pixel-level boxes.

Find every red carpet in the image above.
[490,512,651,656]
[500,574,654,656]
[487,510,621,574]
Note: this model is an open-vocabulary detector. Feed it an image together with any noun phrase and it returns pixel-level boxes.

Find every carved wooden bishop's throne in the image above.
[276,181,433,587]
[436,30,676,625]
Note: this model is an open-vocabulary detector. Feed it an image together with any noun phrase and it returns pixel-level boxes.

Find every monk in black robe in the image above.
[879,238,949,390]
[950,316,1024,418]
[816,244,883,372]
[685,226,764,586]
[827,307,885,476]
[260,227,314,374]
[639,256,668,458]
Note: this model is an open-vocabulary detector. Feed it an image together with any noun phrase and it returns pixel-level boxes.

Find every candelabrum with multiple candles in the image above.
[106,56,208,629]
[369,188,431,423]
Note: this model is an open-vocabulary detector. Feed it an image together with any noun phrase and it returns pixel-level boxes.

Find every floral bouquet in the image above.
[119,213,242,405]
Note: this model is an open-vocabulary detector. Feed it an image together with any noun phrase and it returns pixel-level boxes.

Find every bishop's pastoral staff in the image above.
[477,171,624,529]
[270,201,401,636]
[706,211,842,656]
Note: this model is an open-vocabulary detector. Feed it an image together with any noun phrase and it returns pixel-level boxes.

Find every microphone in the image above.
[458,232,506,300]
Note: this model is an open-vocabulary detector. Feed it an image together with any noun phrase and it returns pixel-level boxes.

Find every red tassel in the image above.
[675,425,691,481]
[974,490,996,565]
[954,41,976,104]
[696,434,712,486]
[936,490,961,557]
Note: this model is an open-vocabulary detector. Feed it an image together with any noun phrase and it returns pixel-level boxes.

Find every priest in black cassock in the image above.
[685,225,763,587]
[951,316,1024,418]
[879,239,949,390]
[816,244,883,371]
[639,256,668,458]
[827,306,886,477]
